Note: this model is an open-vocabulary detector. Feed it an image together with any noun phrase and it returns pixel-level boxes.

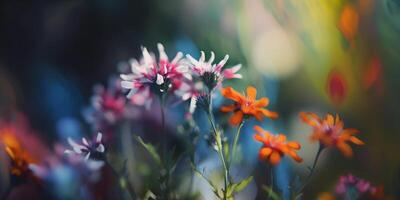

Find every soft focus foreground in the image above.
[0,0,399,200]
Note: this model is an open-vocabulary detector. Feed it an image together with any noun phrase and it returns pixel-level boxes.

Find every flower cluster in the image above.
[120,44,242,112]
[0,43,373,200]
[335,174,378,196]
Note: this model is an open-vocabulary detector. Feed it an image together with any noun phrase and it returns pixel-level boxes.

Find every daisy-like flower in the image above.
[299,112,364,157]
[120,43,191,108]
[253,126,302,165]
[64,132,105,161]
[220,86,278,126]
[186,51,242,91]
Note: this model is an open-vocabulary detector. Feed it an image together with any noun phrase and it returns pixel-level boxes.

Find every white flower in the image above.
[64,132,105,160]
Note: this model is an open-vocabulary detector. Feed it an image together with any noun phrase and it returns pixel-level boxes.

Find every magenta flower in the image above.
[120,43,191,108]
[335,174,377,197]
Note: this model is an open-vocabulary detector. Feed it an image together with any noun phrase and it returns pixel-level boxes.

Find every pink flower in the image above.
[84,78,127,130]
[186,51,241,90]
[335,174,377,197]
[120,43,191,108]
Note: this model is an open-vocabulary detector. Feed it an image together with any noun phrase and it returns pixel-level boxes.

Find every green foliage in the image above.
[262,185,282,200]
[134,136,162,166]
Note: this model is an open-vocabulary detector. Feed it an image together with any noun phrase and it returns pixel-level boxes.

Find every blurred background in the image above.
[1,0,400,199]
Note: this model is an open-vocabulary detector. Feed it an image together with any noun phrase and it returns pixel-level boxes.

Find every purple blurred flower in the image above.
[335,174,377,197]
[64,132,105,161]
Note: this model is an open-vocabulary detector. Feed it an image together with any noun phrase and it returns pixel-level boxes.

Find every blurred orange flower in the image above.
[300,112,364,157]
[338,4,359,43]
[220,86,278,126]
[253,126,302,165]
[0,128,36,176]
[317,192,336,200]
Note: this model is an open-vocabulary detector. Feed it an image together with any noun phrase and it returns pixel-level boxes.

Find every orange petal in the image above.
[221,87,243,102]
[287,141,301,150]
[220,104,236,112]
[349,136,364,145]
[253,133,267,143]
[259,147,272,160]
[269,151,281,165]
[246,86,257,101]
[325,114,334,126]
[229,111,243,126]
[254,97,269,107]
[260,109,279,119]
[336,142,353,157]
[299,112,321,127]
[287,150,303,162]
[276,134,287,143]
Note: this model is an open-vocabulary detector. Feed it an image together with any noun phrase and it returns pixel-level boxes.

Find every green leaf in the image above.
[134,136,162,166]
[233,176,253,193]
[226,176,253,197]
[262,185,282,200]
[191,162,220,199]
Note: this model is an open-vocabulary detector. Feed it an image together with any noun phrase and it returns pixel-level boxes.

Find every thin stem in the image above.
[160,96,166,157]
[297,143,324,193]
[230,120,245,167]
[1,184,12,200]
[159,95,171,199]
[206,96,229,200]
[107,161,137,200]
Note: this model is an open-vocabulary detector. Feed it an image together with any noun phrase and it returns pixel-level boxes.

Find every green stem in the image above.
[230,120,245,167]
[107,161,137,200]
[297,143,324,193]
[207,96,229,200]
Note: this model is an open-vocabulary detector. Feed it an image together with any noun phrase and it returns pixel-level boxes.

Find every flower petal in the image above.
[349,136,364,145]
[259,147,272,160]
[220,104,236,112]
[336,142,353,157]
[269,151,281,165]
[254,97,269,107]
[229,111,244,126]
[299,112,321,127]
[246,86,257,101]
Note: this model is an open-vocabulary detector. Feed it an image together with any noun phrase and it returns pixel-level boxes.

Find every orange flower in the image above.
[220,86,278,125]
[1,129,36,176]
[299,112,364,157]
[253,126,302,165]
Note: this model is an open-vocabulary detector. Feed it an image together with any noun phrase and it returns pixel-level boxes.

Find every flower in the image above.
[0,131,36,177]
[120,43,191,108]
[220,86,278,125]
[335,174,377,198]
[253,126,302,165]
[64,132,105,161]
[299,112,364,157]
[84,78,127,131]
[186,51,241,90]
[1,134,35,176]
